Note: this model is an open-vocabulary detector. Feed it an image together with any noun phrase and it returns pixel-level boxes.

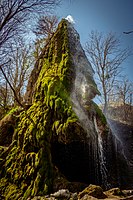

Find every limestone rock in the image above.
[0,18,132,200]
[79,195,98,200]
[78,184,107,199]
[104,188,133,200]
[105,188,124,197]
[0,107,21,146]
[50,189,70,198]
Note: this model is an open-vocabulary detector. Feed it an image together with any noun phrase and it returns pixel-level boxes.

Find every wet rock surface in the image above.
[108,119,133,188]
[28,186,133,200]
[0,19,133,199]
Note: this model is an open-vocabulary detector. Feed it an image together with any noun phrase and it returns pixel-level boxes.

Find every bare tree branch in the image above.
[0,0,61,49]
[34,15,59,39]
[0,0,61,110]
[85,31,131,114]
[0,62,24,108]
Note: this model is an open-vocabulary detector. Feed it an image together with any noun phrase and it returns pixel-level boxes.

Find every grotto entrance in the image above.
[51,141,102,185]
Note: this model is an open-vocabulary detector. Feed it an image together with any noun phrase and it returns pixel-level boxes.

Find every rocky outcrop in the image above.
[0,19,132,199]
[0,107,21,146]
[78,185,107,199]
[0,19,89,199]
[0,114,15,146]
[27,186,133,200]
[107,119,133,188]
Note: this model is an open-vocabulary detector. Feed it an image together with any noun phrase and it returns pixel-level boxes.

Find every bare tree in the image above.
[7,40,33,106]
[0,0,61,108]
[115,78,133,105]
[0,82,10,114]
[85,31,130,114]
[33,15,59,60]
[115,78,133,121]
[0,0,61,49]
[34,15,59,39]
[0,60,26,107]
[107,78,133,123]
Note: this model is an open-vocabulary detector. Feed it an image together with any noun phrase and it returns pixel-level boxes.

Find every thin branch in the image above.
[0,62,24,108]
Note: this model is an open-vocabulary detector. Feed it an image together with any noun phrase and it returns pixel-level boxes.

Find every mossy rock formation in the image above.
[78,184,107,199]
[0,19,130,199]
[0,19,77,199]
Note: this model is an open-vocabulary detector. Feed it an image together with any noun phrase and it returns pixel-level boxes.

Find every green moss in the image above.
[0,146,7,155]
[0,178,22,200]
[7,107,20,115]
[0,19,78,198]
[23,183,33,200]
[79,184,107,199]
[92,102,107,125]
[105,188,124,197]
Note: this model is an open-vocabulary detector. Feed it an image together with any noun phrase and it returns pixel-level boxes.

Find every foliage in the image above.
[4,106,21,118]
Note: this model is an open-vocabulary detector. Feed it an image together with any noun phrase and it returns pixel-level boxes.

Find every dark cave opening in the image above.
[51,141,101,185]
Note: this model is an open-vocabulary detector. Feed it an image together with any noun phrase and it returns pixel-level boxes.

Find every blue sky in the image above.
[56,0,133,81]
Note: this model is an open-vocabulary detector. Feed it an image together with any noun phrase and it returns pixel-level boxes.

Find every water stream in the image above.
[67,21,132,189]
[94,116,109,187]
[68,22,109,188]
[71,73,96,139]
[70,67,109,188]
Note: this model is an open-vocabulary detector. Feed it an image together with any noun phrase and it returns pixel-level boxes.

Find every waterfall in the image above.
[107,119,130,163]
[107,119,133,187]
[68,22,109,188]
[70,67,109,188]
[68,22,99,140]
[71,71,96,139]
[94,117,109,188]
[66,20,133,189]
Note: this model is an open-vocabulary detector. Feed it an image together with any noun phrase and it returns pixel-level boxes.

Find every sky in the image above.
[55,0,133,82]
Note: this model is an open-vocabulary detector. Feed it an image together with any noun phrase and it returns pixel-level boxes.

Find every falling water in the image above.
[70,68,109,187]
[66,20,133,189]
[71,72,111,188]
[94,116,109,187]
[71,72,96,139]
[68,21,109,187]
[107,119,130,163]
[107,119,133,187]
[70,60,100,179]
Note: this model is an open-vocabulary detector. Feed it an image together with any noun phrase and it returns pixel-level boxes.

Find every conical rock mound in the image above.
[0,19,114,199]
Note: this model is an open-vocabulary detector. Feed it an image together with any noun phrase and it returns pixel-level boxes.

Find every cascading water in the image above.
[51,20,133,190]
[70,67,110,187]
[68,22,97,139]
[71,73,96,139]
[107,119,130,164]
[67,21,109,188]
[71,72,99,182]
[94,116,109,187]
[107,119,133,187]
